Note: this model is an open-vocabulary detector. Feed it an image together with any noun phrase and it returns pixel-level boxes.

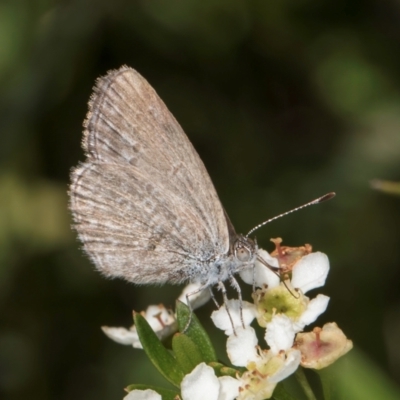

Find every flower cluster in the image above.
[209,240,352,399]
[105,239,352,400]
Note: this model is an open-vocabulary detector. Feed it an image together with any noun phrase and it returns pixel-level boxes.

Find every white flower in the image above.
[291,293,330,332]
[265,314,295,354]
[181,363,240,400]
[218,376,242,400]
[212,301,301,398]
[102,326,141,347]
[225,316,300,370]
[102,304,177,349]
[241,247,330,294]
[252,282,329,333]
[114,239,350,400]
[240,249,281,288]
[223,317,301,399]
[124,363,240,400]
[178,282,212,310]
[246,247,330,333]
[226,326,258,366]
[291,252,330,293]
[211,244,332,398]
[123,389,161,400]
[211,299,257,336]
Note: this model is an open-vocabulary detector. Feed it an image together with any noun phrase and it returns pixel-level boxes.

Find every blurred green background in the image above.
[1,0,400,399]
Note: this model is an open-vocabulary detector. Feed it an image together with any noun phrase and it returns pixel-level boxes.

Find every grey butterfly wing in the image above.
[70,66,231,284]
[84,66,227,242]
[71,162,227,284]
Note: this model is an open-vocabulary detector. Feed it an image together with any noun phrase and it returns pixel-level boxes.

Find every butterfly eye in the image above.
[234,241,252,262]
[236,247,250,262]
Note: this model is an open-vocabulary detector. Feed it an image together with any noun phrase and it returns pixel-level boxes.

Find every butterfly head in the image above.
[233,235,257,264]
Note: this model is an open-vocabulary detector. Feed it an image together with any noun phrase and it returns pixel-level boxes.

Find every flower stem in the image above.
[295,367,317,400]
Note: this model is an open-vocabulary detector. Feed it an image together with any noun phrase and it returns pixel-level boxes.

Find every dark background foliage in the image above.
[1,1,400,399]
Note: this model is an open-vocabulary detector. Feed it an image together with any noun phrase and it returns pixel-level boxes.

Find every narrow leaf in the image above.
[176,301,217,363]
[220,366,240,378]
[295,367,317,400]
[273,382,299,400]
[172,333,205,374]
[134,313,185,387]
[318,367,334,400]
[209,361,227,377]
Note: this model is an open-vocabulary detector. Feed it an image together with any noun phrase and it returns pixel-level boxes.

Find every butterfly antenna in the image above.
[246,192,336,237]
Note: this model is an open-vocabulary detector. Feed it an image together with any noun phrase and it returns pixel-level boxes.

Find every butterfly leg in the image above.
[252,262,256,293]
[230,276,245,329]
[209,287,220,308]
[217,280,236,335]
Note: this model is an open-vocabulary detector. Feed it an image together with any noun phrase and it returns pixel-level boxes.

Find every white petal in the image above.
[101,326,141,348]
[211,300,257,335]
[265,315,295,354]
[293,294,330,332]
[144,305,175,332]
[178,283,212,310]
[267,349,301,383]
[240,249,280,288]
[217,376,241,400]
[291,252,329,293]
[226,326,258,367]
[123,389,161,400]
[181,363,220,400]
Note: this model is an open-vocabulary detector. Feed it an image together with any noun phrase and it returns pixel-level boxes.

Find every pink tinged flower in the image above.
[180,363,240,400]
[295,322,353,369]
[123,389,161,400]
[211,299,257,336]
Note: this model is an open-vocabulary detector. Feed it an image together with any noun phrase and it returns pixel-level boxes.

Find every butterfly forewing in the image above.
[70,66,231,284]
[84,67,226,241]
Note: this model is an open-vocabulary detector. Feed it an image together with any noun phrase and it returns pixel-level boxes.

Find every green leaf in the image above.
[134,312,185,387]
[125,384,179,400]
[318,367,334,400]
[172,333,205,374]
[176,301,217,363]
[317,349,400,400]
[370,179,400,196]
[273,382,299,400]
[220,366,240,378]
[209,361,228,377]
[294,368,317,400]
